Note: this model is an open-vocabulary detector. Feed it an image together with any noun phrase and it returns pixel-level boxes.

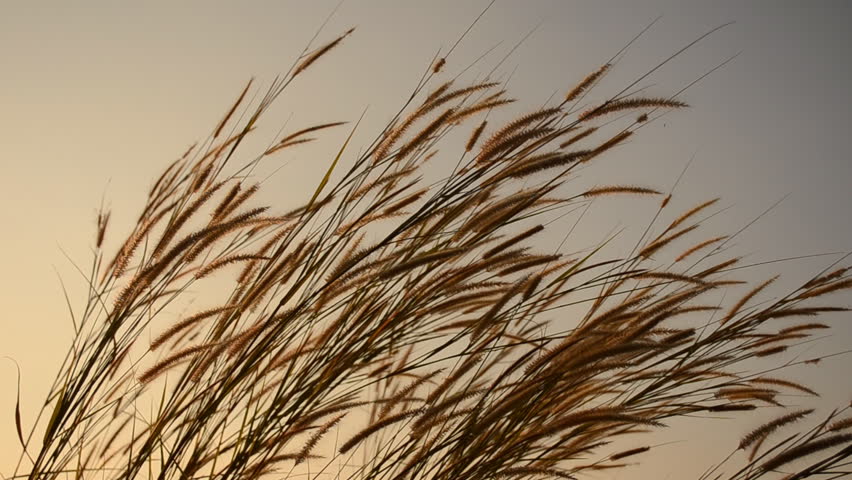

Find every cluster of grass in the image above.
[8,20,852,480]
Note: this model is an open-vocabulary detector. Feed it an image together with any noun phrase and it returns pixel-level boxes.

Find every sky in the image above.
[1,1,851,478]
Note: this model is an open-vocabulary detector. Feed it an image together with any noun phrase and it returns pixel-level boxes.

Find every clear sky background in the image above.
[1,1,851,478]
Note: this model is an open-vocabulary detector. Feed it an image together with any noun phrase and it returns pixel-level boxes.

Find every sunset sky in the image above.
[1,1,851,478]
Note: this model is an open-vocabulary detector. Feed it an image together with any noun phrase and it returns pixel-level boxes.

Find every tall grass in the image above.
[8,22,852,480]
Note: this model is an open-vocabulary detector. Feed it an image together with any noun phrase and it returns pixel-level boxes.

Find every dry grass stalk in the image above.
[827,417,852,432]
[609,446,650,461]
[339,409,423,454]
[667,198,720,232]
[295,413,345,464]
[739,409,814,450]
[559,126,598,149]
[583,185,661,197]
[18,24,852,480]
[639,224,699,259]
[466,120,488,151]
[433,57,446,73]
[676,235,728,262]
[580,97,688,121]
[150,305,238,350]
[293,28,354,76]
[213,78,253,138]
[761,434,852,472]
[723,275,779,324]
[564,63,610,102]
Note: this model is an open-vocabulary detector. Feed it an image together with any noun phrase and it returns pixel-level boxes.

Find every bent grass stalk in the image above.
[9,22,852,480]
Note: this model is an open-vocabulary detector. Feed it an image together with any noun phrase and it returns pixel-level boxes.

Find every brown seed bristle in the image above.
[466,120,488,152]
[481,108,562,153]
[739,409,813,450]
[827,417,852,432]
[264,138,315,156]
[707,403,757,412]
[151,305,238,350]
[635,271,709,286]
[213,77,253,139]
[432,57,445,73]
[796,278,852,300]
[753,345,788,357]
[667,198,720,232]
[351,166,419,201]
[151,180,228,259]
[277,122,348,149]
[195,254,270,280]
[639,224,699,259]
[496,254,561,277]
[139,343,218,384]
[499,150,589,180]
[190,162,214,192]
[802,267,849,289]
[452,98,516,123]
[609,446,650,461]
[750,377,818,396]
[215,184,259,222]
[336,211,408,236]
[378,248,465,280]
[675,236,728,262]
[476,127,553,164]
[696,257,741,278]
[761,433,852,472]
[583,130,634,162]
[580,97,688,121]
[293,28,354,76]
[483,225,544,259]
[425,354,484,405]
[425,82,501,112]
[496,467,576,479]
[108,211,164,279]
[424,80,453,104]
[565,63,610,102]
[723,276,779,324]
[410,408,475,437]
[583,185,661,198]
[380,369,444,419]
[96,210,111,249]
[295,413,345,465]
[396,109,455,160]
[559,127,598,149]
[777,323,830,335]
[757,307,850,321]
[339,409,423,454]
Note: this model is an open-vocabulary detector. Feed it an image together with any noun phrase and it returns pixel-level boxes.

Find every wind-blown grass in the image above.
[8,20,852,480]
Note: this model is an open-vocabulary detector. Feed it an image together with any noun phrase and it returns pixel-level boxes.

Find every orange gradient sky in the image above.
[1,1,851,478]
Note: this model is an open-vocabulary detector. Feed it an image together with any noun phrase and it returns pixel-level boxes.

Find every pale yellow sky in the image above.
[1,1,851,478]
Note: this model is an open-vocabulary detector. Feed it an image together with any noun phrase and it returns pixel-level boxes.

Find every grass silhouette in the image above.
[8,17,852,480]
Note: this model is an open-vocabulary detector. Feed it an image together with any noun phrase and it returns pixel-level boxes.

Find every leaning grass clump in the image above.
[8,24,852,480]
